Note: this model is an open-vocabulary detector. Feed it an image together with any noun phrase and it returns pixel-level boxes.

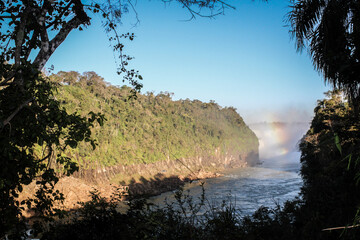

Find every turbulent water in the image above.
[150,152,302,217]
[150,122,307,217]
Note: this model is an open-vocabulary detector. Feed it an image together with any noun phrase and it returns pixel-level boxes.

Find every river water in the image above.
[150,122,307,217]
[150,151,302,217]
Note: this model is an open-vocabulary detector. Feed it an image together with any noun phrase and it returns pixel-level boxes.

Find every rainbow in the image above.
[250,119,309,160]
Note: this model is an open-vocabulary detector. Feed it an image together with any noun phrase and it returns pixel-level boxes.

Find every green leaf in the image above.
[334,133,342,154]
[347,154,352,170]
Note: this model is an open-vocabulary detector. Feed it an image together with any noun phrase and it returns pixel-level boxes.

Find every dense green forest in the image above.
[49,71,258,170]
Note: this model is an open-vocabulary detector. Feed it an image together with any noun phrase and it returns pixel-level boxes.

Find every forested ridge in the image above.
[49,71,258,171]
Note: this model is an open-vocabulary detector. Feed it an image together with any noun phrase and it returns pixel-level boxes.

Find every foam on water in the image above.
[150,152,303,217]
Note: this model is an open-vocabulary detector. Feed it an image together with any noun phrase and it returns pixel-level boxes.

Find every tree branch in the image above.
[0,15,18,19]
[33,0,90,70]
[24,2,49,61]
[33,16,83,70]
[163,0,235,20]
[1,98,33,130]
[14,8,30,67]
[24,29,40,61]
[0,71,15,87]
[45,1,73,30]
[322,224,360,231]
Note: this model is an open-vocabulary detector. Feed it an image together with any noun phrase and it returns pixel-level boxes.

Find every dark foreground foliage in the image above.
[41,187,243,240]
[41,187,295,240]
[39,190,359,240]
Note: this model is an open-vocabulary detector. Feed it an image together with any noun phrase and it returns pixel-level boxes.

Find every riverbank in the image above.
[19,168,225,218]
[19,150,258,217]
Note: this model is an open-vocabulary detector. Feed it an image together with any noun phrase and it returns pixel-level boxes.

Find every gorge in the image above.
[19,71,260,210]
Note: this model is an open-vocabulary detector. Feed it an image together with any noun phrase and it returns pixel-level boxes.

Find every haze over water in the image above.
[151,122,309,217]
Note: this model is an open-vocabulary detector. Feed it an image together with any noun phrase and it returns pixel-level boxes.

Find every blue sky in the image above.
[47,0,330,123]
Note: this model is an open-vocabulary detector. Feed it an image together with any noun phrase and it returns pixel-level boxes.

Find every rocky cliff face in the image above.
[74,148,259,184]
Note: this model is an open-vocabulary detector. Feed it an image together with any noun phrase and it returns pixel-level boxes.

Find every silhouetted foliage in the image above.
[296,90,360,239]
[0,67,105,237]
[42,185,243,240]
[288,0,360,114]
[288,1,360,238]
